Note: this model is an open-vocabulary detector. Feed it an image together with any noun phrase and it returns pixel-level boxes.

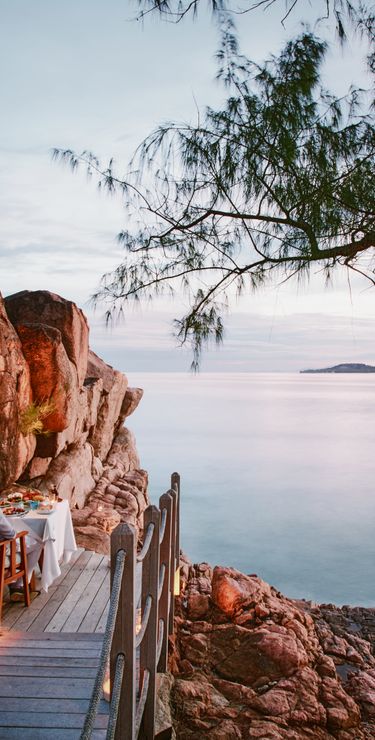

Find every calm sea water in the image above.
[127,373,375,607]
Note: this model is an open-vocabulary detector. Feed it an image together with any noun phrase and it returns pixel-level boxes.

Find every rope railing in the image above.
[135,595,152,648]
[80,549,126,740]
[156,619,164,664]
[159,508,167,544]
[158,563,166,600]
[135,669,150,738]
[136,522,155,562]
[81,472,180,740]
[105,654,125,740]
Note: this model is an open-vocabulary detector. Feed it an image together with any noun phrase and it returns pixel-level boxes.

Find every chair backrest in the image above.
[0,531,31,620]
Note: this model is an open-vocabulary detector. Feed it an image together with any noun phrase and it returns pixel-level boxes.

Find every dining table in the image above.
[6,499,77,592]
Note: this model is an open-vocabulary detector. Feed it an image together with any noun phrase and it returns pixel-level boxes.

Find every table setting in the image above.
[0,489,77,591]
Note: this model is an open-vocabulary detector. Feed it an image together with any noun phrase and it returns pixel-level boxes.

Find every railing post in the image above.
[158,492,173,672]
[140,505,160,739]
[110,523,136,740]
[171,472,180,570]
[168,481,179,636]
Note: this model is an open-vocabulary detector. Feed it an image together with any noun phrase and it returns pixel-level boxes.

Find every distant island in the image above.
[300,362,375,373]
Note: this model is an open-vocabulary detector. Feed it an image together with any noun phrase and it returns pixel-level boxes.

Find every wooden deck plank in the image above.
[0,697,109,714]
[0,655,99,667]
[62,556,109,632]
[0,730,106,739]
[95,600,109,633]
[0,548,88,632]
[0,646,100,658]
[0,712,108,729]
[0,676,97,698]
[0,638,102,650]
[0,665,97,677]
[30,551,99,629]
[78,566,110,633]
[45,552,104,632]
[0,548,85,627]
[24,549,94,632]
[3,631,103,641]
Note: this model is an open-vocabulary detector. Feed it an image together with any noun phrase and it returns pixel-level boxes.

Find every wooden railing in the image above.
[81,472,180,740]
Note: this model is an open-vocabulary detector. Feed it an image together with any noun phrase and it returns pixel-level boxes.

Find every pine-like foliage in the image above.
[54,31,374,367]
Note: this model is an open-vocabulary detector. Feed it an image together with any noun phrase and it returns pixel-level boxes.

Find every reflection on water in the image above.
[127,373,375,606]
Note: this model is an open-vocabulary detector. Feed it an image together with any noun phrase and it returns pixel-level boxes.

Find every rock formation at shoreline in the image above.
[168,559,375,739]
[0,289,148,552]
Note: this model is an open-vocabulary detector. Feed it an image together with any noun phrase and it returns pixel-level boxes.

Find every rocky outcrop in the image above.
[121,387,144,418]
[0,289,149,553]
[0,293,35,487]
[169,561,375,739]
[70,428,149,551]
[15,322,75,433]
[5,290,89,386]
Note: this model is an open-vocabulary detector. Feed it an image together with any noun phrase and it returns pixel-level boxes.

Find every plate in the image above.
[7,494,23,503]
[2,507,26,517]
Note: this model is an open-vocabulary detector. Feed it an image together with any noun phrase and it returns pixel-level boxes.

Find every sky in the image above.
[0,0,374,373]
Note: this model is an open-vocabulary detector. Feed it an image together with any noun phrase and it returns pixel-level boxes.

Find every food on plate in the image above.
[7,492,23,502]
[3,506,25,516]
[23,492,46,502]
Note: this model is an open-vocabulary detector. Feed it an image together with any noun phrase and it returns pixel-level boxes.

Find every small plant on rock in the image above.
[19,400,55,436]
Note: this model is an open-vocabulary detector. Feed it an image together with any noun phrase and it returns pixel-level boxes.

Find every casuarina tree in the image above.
[54,17,374,366]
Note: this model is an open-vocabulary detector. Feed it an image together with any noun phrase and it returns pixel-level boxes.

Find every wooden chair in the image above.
[0,531,31,622]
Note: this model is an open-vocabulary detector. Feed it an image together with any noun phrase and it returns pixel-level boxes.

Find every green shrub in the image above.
[19,400,55,436]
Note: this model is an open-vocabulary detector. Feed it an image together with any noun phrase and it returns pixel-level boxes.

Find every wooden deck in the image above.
[0,549,112,738]
[1,548,110,634]
[0,548,144,738]
[0,632,109,738]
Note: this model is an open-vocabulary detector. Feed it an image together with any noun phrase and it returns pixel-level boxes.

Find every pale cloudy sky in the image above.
[0,0,374,372]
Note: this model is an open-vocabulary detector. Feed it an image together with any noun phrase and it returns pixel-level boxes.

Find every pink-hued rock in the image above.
[212,567,273,617]
[5,290,89,387]
[0,293,35,487]
[73,525,111,555]
[88,371,128,460]
[346,669,375,718]
[34,376,103,459]
[0,288,147,561]
[62,427,149,551]
[86,349,117,393]
[71,503,121,532]
[169,562,375,739]
[15,323,75,433]
[39,442,96,508]
[105,428,140,471]
[25,456,52,479]
[210,623,308,685]
[121,387,144,418]
[187,593,211,620]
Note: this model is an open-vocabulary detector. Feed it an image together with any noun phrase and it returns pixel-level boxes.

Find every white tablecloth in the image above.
[8,500,77,592]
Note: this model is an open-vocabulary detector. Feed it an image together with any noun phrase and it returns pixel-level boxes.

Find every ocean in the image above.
[127,372,375,607]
